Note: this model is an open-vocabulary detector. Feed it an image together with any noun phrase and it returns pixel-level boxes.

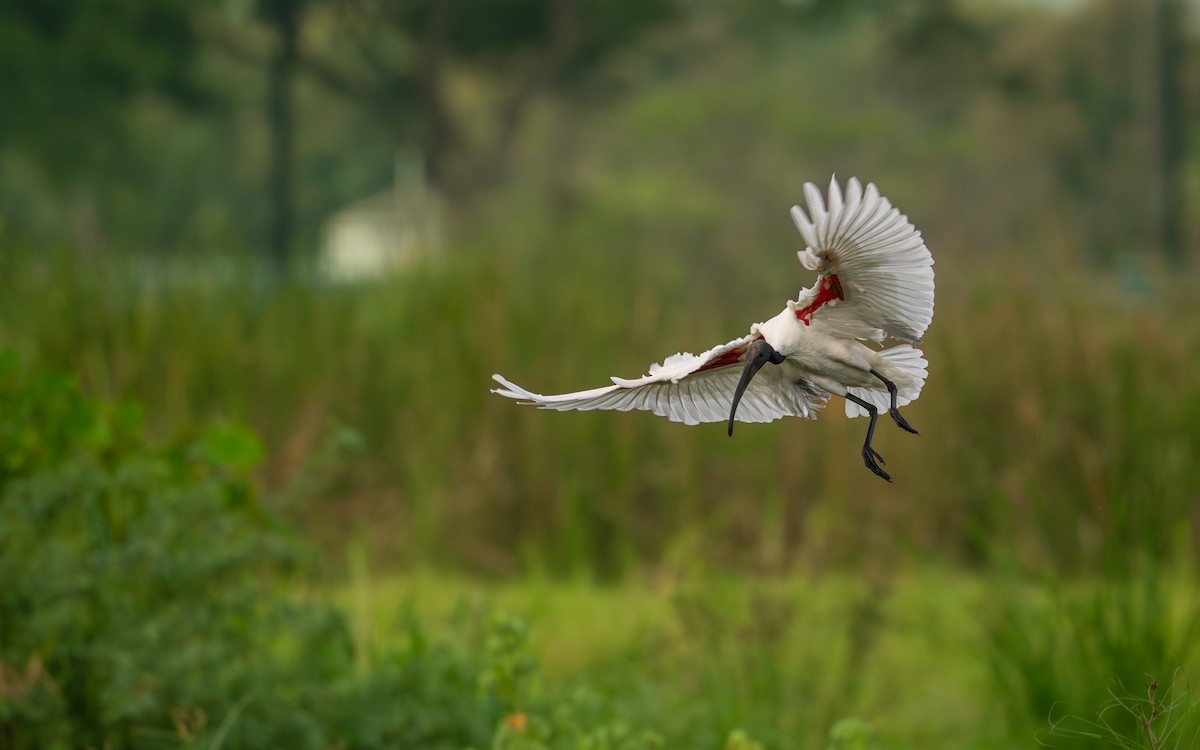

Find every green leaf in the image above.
[194,420,264,472]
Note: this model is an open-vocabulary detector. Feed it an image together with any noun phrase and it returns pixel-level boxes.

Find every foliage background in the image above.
[2,1,1199,748]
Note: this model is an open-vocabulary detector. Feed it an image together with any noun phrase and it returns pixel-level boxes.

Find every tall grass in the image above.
[342,563,1200,749]
[982,561,1200,748]
[3,317,1197,748]
[2,222,1198,577]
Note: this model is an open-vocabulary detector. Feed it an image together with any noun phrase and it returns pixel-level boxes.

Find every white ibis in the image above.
[492,176,934,481]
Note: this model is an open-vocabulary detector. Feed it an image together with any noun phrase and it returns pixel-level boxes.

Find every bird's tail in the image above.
[844,344,928,418]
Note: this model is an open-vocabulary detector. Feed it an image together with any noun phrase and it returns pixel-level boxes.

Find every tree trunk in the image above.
[1155,0,1187,268]
[265,0,300,276]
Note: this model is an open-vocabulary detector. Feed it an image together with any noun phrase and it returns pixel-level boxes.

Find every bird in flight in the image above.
[492,176,934,481]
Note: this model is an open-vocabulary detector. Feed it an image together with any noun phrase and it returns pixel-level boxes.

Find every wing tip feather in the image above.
[491,373,534,401]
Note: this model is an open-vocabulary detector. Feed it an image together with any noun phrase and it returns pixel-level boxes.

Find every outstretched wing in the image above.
[789,176,935,344]
[492,334,827,425]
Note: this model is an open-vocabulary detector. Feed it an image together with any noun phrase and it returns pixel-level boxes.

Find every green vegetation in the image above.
[0,352,682,750]
[3,242,1199,747]
[3,238,1198,578]
[4,0,1200,747]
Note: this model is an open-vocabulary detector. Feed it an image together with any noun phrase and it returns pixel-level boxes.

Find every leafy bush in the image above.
[0,351,718,750]
[0,351,502,749]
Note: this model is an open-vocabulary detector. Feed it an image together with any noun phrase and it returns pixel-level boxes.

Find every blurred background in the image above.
[2,1,1199,748]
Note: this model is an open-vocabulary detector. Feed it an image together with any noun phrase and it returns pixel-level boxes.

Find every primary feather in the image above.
[791,177,934,344]
[491,333,827,426]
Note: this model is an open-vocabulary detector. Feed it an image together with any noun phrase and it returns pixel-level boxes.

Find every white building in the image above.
[321,152,443,282]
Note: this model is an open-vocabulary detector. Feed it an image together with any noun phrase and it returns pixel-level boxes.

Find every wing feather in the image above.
[491,334,828,426]
[790,176,935,344]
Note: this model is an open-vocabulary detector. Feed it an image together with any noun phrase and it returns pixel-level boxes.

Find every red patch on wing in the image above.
[794,274,845,325]
[694,343,750,374]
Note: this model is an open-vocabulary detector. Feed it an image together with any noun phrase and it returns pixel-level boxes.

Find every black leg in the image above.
[870,369,919,435]
[844,392,891,482]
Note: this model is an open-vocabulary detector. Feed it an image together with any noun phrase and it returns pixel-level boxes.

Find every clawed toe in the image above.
[862,446,892,482]
[890,409,919,435]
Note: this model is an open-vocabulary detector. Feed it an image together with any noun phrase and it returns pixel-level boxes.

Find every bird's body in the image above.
[492,176,934,480]
[753,308,909,393]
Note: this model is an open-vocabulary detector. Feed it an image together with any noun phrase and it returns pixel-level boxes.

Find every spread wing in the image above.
[491,334,827,425]
[789,176,935,344]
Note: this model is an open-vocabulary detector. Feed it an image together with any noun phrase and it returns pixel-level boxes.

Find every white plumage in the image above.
[492,334,824,425]
[492,176,935,481]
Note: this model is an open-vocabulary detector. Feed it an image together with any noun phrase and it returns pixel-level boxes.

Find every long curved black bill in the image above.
[727,339,784,436]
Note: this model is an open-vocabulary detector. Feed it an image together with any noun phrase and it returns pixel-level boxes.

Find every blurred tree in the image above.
[1155,0,1188,267]
[848,0,1192,267]
[292,0,676,208]
[259,0,304,274]
[755,0,1193,268]
[993,0,1177,267]
[0,0,204,249]
[879,0,994,116]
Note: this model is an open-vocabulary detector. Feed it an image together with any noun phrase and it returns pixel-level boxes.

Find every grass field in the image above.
[3,223,1200,747]
[334,565,1200,749]
[335,567,1003,747]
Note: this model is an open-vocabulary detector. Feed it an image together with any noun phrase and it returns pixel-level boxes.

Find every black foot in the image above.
[890,408,919,435]
[862,445,892,482]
